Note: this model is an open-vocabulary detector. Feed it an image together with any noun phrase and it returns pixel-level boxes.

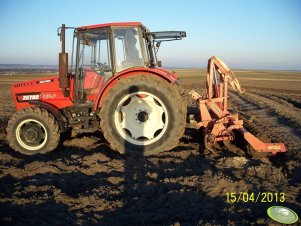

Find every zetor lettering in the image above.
[22,95,40,101]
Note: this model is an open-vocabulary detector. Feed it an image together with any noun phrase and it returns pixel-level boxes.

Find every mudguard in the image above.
[29,101,67,132]
[94,67,177,110]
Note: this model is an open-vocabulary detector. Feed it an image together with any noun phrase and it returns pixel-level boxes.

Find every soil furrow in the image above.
[243,92,301,129]
[229,91,301,152]
[249,90,301,110]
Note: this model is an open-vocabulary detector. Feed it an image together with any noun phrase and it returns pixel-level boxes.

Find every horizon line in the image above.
[0,64,300,72]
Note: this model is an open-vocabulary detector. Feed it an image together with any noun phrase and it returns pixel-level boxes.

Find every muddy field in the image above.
[0,70,301,225]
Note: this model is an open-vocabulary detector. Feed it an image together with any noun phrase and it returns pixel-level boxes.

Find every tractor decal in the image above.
[16,93,41,102]
[36,79,54,84]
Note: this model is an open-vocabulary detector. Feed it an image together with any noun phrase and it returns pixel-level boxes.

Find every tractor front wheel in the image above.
[99,74,186,156]
[6,107,60,155]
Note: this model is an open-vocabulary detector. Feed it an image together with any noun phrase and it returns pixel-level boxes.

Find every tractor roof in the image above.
[77,22,143,30]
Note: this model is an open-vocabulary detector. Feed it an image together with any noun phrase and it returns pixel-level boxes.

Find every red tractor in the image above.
[7,22,286,157]
[7,22,187,156]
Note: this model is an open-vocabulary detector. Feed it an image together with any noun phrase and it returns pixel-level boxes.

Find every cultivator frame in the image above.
[190,56,286,154]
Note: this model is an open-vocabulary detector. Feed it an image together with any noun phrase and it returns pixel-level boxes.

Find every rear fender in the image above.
[94,68,177,109]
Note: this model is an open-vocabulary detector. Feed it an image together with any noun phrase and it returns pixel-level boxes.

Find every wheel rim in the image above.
[16,119,48,151]
[115,91,169,145]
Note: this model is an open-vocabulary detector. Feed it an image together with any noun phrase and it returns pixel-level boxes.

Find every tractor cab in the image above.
[58,22,186,103]
[73,23,149,102]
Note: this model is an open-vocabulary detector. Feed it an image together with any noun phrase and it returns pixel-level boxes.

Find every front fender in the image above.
[29,101,67,132]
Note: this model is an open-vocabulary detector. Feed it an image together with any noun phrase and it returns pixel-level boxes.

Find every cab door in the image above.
[76,29,113,102]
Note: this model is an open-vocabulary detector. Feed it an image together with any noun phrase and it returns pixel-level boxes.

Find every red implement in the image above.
[190,56,286,154]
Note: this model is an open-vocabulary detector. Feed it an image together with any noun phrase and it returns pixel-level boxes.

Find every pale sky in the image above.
[0,0,300,69]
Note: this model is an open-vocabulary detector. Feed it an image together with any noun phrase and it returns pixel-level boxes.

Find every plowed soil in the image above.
[0,70,300,225]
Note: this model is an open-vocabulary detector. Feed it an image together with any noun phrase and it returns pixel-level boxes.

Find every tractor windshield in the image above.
[113,27,148,72]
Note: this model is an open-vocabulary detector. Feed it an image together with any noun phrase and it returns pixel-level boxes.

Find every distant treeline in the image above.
[0,68,58,75]
[0,64,58,69]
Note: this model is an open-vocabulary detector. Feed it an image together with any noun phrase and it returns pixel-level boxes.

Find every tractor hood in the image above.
[12,76,59,90]
[12,75,73,110]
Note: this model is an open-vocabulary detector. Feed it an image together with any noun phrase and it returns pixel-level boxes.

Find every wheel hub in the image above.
[22,124,41,143]
[137,111,149,123]
[115,92,168,145]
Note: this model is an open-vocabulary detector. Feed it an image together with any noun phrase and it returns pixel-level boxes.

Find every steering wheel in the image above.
[97,62,111,72]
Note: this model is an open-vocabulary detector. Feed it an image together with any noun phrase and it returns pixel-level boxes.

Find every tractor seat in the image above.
[84,68,103,90]
[84,68,104,101]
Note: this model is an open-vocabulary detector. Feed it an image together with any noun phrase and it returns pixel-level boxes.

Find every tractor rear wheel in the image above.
[99,74,186,156]
[6,107,60,155]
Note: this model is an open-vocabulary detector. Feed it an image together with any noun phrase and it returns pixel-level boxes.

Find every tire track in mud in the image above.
[250,90,301,110]
[228,91,301,152]
[243,91,301,130]
[269,95,301,109]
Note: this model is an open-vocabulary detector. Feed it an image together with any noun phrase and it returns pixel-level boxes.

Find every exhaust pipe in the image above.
[59,24,69,97]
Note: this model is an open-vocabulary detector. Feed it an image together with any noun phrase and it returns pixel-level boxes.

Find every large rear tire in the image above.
[99,74,186,156]
[6,107,60,155]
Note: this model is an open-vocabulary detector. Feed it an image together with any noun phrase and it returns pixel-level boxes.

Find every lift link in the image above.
[190,56,286,154]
